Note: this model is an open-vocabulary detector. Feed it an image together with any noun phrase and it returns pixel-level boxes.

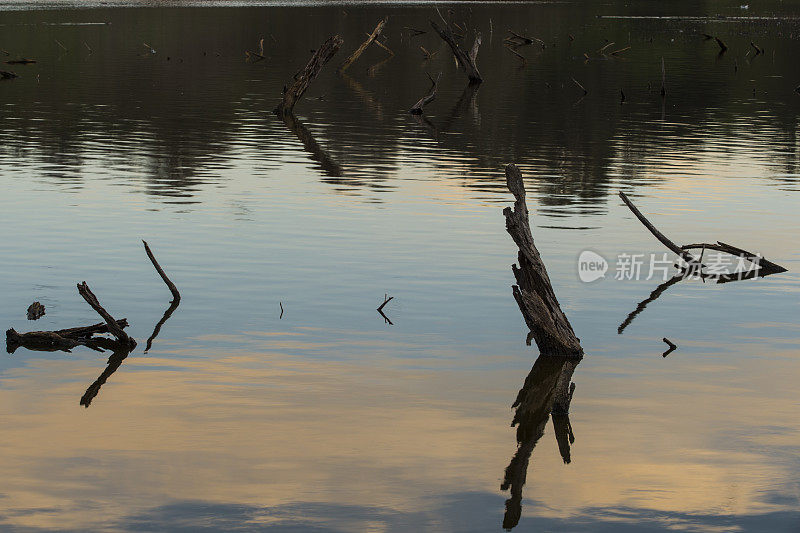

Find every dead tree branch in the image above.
[339,17,387,72]
[430,20,482,83]
[143,240,181,303]
[504,164,583,357]
[77,282,136,349]
[275,35,343,115]
[410,72,440,114]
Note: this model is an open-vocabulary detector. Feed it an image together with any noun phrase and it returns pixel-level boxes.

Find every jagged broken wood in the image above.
[430,20,482,84]
[504,164,583,358]
[501,166,584,530]
[274,35,343,115]
[339,17,388,72]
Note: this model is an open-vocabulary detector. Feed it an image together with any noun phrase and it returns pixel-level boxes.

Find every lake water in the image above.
[1,1,799,531]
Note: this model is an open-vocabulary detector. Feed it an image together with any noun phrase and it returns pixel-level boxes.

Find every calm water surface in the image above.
[0,1,799,531]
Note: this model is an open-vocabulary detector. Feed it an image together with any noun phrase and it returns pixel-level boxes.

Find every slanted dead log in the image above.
[409,72,440,115]
[618,191,695,263]
[339,17,387,73]
[77,282,136,349]
[501,164,584,531]
[619,191,787,277]
[750,42,763,55]
[715,36,728,52]
[274,35,343,116]
[504,164,583,357]
[430,21,482,84]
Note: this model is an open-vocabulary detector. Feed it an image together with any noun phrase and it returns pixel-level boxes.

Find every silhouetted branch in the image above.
[275,35,343,115]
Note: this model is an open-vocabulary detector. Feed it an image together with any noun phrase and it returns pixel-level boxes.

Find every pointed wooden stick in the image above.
[77,282,135,348]
[339,17,387,72]
[143,240,181,303]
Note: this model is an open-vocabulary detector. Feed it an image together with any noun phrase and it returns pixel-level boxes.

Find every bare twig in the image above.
[662,337,677,357]
[76,282,135,348]
[142,240,181,303]
[410,72,440,114]
[340,17,387,72]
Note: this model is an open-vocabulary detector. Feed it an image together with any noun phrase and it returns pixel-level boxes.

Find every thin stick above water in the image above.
[143,240,181,303]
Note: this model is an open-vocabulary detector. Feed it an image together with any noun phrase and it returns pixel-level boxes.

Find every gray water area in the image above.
[0,1,799,531]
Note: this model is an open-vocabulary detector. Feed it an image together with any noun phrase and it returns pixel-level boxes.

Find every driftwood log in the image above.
[339,17,387,72]
[430,21,482,84]
[274,35,343,116]
[409,72,440,115]
[6,319,129,354]
[619,191,787,276]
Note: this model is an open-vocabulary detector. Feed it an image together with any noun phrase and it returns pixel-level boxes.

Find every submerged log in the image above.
[6,329,79,354]
[430,21,482,84]
[274,35,343,116]
[339,17,388,73]
[1,70,18,79]
[5,58,36,65]
[6,319,130,354]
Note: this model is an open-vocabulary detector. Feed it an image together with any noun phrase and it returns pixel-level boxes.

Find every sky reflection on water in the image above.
[0,1,799,531]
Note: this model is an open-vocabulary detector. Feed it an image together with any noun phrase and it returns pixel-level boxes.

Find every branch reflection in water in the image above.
[499,164,583,530]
